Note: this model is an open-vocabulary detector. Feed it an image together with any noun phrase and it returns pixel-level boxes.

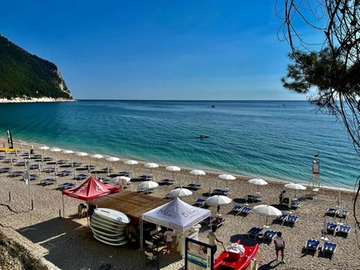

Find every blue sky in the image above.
[1,0,309,100]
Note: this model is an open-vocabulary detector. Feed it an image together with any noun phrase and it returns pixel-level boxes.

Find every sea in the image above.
[0,100,359,190]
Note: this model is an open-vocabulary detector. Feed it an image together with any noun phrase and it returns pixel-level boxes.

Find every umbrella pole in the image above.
[62,194,65,218]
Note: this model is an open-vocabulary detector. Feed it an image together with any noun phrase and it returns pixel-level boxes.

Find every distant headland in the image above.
[0,34,73,101]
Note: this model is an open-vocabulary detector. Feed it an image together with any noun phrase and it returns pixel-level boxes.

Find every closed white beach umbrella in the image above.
[284,183,306,199]
[169,187,193,198]
[219,174,236,188]
[253,204,282,227]
[91,154,104,159]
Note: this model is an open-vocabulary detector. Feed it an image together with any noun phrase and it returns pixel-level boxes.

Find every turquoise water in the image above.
[0,100,358,189]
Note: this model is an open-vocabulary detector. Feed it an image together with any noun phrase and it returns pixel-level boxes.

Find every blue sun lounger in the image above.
[336,209,349,219]
[212,188,229,195]
[263,229,277,242]
[326,207,339,216]
[326,221,338,235]
[247,194,262,202]
[336,224,351,237]
[290,200,301,209]
[240,206,252,215]
[305,239,320,253]
[274,213,288,225]
[247,226,263,239]
[187,183,202,190]
[230,205,242,215]
[194,198,206,207]
[321,241,337,257]
[285,214,298,226]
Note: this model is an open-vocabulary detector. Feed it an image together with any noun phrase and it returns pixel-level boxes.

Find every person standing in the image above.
[163,228,174,254]
[273,231,285,263]
[208,225,223,253]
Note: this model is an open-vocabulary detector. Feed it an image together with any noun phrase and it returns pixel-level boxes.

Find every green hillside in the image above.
[0,34,72,100]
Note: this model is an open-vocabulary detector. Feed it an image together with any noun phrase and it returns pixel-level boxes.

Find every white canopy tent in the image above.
[141,198,211,256]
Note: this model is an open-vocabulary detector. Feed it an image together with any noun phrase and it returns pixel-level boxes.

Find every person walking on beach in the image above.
[274,232,285,263]
[208,225,223,253]
[163,228,174,254]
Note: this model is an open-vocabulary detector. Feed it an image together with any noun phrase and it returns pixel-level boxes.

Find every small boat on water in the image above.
[196,135,209,139]
[213,240,259,270]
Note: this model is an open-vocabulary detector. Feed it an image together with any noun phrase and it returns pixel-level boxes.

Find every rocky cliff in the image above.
[0,34,73,102]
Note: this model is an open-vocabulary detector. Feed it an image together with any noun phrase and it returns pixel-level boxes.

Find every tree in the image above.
[276,0,360,226]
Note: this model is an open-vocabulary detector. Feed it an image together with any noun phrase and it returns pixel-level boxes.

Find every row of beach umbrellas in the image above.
[40,145,307,198]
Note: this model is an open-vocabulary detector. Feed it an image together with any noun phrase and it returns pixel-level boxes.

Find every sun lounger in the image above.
[212,188,229,195]
[187,183,202,190]
[326,207,339,216]
[285,214,298,226]
[305,239,320,253]
[290,200,301,209]
[321,241,337,257]
[336,209,349,219]
[75,173,88,180]
[240,206,252,215]
[194,198,206,207]
[58,170,72,177]
[9,171,24,177]
[57,182,75,190]
[247,226,263,239]
[160,179,175,185]
[336,224,351,237]
[230,205,242,215]
[43,167,56,173]
[274,213,288,225]
[263,229,277,242]
[139,175,153,180]
[0,167,11,173]
[247,194,262,202]
[40,178,56,186]
[326,221,338,235]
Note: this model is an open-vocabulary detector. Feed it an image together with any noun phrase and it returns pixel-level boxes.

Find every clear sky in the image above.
[1,0,309,100]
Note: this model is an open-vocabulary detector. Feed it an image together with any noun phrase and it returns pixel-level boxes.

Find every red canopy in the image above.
[62,176,121,201]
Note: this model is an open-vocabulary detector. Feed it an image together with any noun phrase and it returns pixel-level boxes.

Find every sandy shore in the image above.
[0,140,359,270]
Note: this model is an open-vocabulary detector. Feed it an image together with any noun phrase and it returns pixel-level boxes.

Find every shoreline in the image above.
[0,138,356,194]
[0,98,74,103]
[0,141,359,269]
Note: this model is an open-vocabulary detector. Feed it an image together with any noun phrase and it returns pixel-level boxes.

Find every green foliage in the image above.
[0,34,72,100]
[281,48,360,97]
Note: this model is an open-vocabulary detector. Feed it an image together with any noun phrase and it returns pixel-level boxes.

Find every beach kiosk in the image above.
[141,198,211,257]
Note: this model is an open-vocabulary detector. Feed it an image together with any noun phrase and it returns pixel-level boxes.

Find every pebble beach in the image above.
[0,140,360,270]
